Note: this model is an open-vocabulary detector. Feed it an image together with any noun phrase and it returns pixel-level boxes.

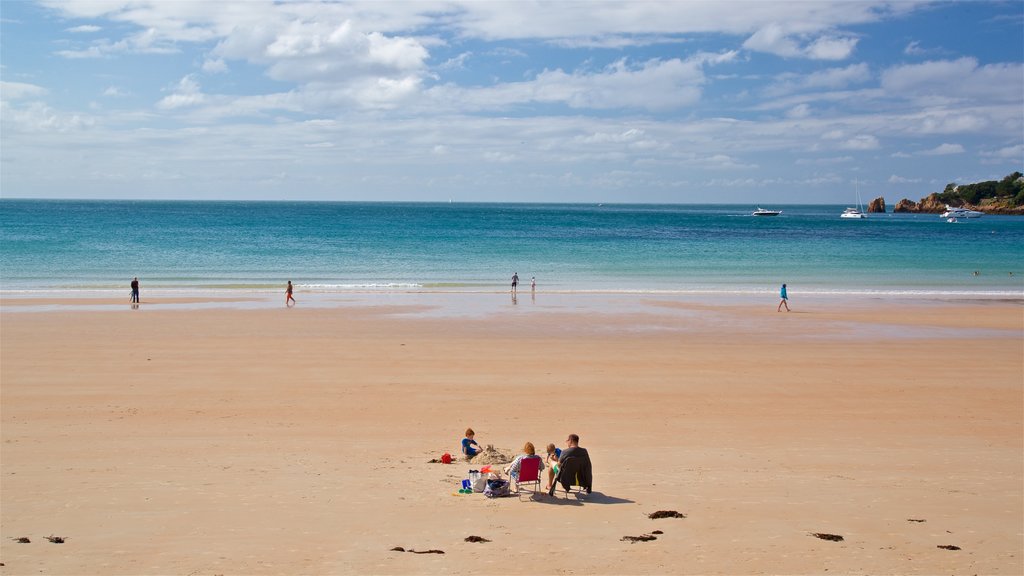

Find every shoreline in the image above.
[2,300,1021,574]
[3,288,1022,313]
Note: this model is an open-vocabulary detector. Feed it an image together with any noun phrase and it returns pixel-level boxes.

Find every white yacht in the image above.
[841,179,867,219]
[941,205,983,218]
[752,207,781,216]
[840,207,866,219]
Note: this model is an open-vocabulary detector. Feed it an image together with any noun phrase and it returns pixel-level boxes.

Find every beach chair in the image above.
[513,456,542,496]
[549,456,592,497]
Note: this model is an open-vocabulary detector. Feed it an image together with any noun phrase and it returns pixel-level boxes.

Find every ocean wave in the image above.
[2,286,1020,298]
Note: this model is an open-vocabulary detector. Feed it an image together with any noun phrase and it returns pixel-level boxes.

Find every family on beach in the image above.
[462,428,592,496]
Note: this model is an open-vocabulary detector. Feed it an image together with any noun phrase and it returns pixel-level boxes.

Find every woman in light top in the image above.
[504,441,543,483]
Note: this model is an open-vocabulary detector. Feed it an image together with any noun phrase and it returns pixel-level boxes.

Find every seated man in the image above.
[549,433,592,496]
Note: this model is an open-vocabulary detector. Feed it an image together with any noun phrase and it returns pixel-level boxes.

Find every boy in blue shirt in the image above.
[461,428,481,460]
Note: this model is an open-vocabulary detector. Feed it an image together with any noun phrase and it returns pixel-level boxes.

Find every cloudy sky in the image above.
[1,1,1021,203]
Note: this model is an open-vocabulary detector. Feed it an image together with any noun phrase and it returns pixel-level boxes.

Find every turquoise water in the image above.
[1,200,1022,296]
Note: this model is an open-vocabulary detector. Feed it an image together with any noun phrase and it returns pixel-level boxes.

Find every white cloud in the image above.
[889,175,922,183]
[919,143,964,156]
[66,24,101,33]
[881,57,1024,104]
[438,52,472,71]
[102,86,128,97]
[985,144,1023,160]
[786,103,811,118]
[1,100,94,132]
[1,81,48,100]
[157,75,205,109]
[424,54,729,113]
[805,35,859,60]
[766,63,871,97]
[904,40,926,55]
[840,134,879,150]
[202,58,228,74]
[743,24,859,60]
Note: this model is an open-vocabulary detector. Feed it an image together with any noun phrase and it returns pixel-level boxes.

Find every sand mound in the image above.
[467,445,513,465]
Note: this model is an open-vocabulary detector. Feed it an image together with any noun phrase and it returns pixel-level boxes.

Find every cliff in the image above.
[867,197,886,213]
[892,193,1024,215]
[888,171,1024,215]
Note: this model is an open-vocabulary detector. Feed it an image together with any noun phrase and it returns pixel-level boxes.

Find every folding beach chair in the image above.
[548,456,592,497]
[513,456,542,496]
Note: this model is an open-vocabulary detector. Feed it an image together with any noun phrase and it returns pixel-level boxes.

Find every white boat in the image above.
[752,207,781,216]
[941,205,983,218]
[840,207,866,219]
[841,179,867,219]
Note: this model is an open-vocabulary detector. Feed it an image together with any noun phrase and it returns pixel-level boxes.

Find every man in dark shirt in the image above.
[551,433,592,495]
[130,277,140,303]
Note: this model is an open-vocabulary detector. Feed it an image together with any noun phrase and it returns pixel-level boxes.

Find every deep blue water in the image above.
[1,200,1022,295]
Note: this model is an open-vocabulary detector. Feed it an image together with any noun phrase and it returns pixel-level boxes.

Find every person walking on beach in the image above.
[286,280,296,307]
[511,272,519,294]
[130,277,140,303]
[777,283,790,312]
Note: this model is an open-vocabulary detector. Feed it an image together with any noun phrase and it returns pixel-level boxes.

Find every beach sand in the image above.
[1,297,1021,575]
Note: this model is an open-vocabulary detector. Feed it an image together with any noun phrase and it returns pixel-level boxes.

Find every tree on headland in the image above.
[939,172,1023,207]
[893,171,1024,214]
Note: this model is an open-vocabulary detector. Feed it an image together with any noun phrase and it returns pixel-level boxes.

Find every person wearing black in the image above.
[549,433,592,496]
[130,277,140,303]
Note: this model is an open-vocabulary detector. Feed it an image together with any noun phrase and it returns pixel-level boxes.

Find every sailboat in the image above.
[840,179,867,219]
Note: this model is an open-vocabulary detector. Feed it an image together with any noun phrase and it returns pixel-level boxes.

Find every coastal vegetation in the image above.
[879,171,1024,215]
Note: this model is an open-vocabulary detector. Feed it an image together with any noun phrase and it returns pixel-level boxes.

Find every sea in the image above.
[1,200,1022,300]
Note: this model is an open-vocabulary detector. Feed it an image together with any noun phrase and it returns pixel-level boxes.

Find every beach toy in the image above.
[461,479,471,490]
[479,465,492,474]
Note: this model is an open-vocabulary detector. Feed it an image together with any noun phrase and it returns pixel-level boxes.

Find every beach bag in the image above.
[483,478,510,498]
[472,473,492,493]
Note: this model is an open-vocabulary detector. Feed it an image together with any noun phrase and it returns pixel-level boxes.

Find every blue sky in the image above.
[1,0,1021,203]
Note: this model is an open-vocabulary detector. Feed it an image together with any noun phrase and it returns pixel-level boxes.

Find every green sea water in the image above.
[1,200,1021,297]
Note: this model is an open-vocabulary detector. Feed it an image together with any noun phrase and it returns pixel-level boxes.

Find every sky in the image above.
[1,0,1022,204]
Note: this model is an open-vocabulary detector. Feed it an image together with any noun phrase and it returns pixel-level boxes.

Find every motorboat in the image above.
[941,205,983,218]
[752,207,781,216]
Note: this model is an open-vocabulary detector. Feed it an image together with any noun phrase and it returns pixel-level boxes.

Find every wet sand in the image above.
[1,296,1021,575]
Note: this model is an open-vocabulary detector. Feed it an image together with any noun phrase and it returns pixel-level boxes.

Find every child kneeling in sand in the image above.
[461,428,481,461]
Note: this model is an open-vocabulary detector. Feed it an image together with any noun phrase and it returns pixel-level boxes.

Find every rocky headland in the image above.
[889,194,1024,215]
[873,172,1024,215]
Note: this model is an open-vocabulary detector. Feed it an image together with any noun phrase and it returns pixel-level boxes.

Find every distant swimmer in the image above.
[286,280,296,306]
[777,283,790,312]
[130,277,140,304]
[511,272,519,294]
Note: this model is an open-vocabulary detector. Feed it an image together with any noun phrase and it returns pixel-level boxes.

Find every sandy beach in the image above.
[1,295,1021,575]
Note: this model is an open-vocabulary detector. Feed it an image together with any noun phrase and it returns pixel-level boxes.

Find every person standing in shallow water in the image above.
[286,280,296,307]
[130,277,140,303]
[511,272,519,294]
[777,283,790,312]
